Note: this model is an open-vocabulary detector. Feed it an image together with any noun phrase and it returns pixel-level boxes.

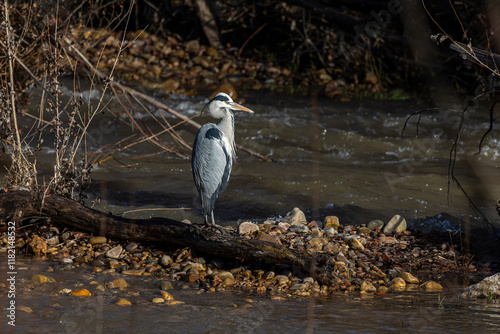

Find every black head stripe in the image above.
[212,94,230,102]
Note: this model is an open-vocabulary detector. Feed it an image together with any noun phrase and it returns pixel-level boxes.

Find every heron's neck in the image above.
[217,112,236,158]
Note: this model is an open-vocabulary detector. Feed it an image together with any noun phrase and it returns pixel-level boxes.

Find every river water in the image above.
[1,79,500,332]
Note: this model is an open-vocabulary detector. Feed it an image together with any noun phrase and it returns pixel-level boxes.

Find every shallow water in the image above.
[2,79,500,332]
[1,257,499,333]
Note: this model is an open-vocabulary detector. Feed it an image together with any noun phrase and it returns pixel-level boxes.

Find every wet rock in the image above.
[257,234,282,245]
[420,281,443,292]
[107,278,128,289]
[239,222,259,235]
[277,222,290,231]
[378,236,398,244]
[125,243,138,252]
[303,277,314,284]
[290,283,307,291]
[288,225,310,234]
[367,220,384,230]
[31,274,53,284]
[378,286,389,294]
[323,216,340,229]
[71,289,91,297]
[461,273,500,298]
[284,207,308,225]
[323,227,337,236]
[106,245,123,259]
[122,269,145,276]
[392,277,406,290]
[383,215,407,234]
[264,271,275,280]
[28,235,47,254]
[307,221,319,229]
[116,298,132,306]
[152,298,165,303]
[161,291,175,300]
[160,255,173,266]
[161,281,174,290]
[89,236,107,245]
[223,277,236,286]
[360,280,377,292]
[399,272,419,284]
[108,260,121,269]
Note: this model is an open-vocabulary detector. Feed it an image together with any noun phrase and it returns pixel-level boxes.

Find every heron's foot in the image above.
[203,223,228,234]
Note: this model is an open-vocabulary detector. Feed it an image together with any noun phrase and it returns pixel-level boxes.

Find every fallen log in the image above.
[0,191,335,285]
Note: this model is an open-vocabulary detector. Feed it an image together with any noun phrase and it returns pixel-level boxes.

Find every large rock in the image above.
[284,207,308,225]
[461,273,500,298]
[238,222,259,235]
[383,215,407,234]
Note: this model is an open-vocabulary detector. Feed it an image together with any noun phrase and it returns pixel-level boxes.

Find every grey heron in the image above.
[192,92,254,228]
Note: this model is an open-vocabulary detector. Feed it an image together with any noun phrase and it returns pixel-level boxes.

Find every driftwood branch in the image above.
[62,37,272,162]
[1,191,335,284]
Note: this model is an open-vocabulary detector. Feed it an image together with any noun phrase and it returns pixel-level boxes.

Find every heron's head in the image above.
[201,92,254,119]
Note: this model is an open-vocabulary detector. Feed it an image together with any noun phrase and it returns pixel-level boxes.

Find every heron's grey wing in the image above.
[192,125,232,204]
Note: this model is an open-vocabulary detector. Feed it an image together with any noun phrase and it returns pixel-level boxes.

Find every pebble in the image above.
[357,227,372,235]
[59,288,72,294]
[152,298,165,303]
[108,260,121,269]
[275,275,290,285]
[383,215,407,234]
[323,216,340,229]
[288,225,310,234]
[160,255,173,266]
[360,280,377,292]
[165,300,185,306]
[216,271,234,280]
[46,236,59,245]
[348,238,365,251]
[290,283,307,291]
[122,268,145,275]
[399,272,419,284]
[89,236,107,245]
[284,207,308,225]
[31,274,53,284]
[323,227,336,236]
[161,291,175,300]
[378,236,398,244]
[239,222,259,235]
[367,220,384,230]
[18,306,33,313]
[107,278,128,289]
[161,281,174,290]
[106,245,123,259]
[322,242,338,253]
[392,277,406,290]
[71,289,91,297]
[420,281,443,292]
[125,243,138,251]
[116,298,132,306]
[277,222,290,231]
[307,237,329,247]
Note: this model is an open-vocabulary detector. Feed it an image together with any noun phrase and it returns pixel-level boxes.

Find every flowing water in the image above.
[1,78,500,332]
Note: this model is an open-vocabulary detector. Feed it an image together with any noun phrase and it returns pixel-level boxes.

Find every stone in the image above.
[223,277,236,286]
[161,291,175,300]
[290,283,307,291]
[307,237,329,247]
[161,281,174,290]
[303,277,314,284]
[275,275,289,285]
[165,300,185,306]
[31,274,53,284]
[152,298,165,303]
[461,273,500,298]
[28,235,47,254]
[360,280,377,292]
[392,277,406,290]
[378,236,398,244]
[160,255,173,266]
[89,236,107,245]
[106,246,123,259]
[323,227,337,236]
[383,215,407,234]
[323,216,340,229]
[18,306,33,313]
[116,298,132,306]
[348,238,365,251]
[284,207,308,225]
[122,269,145,276]
[378,286,389,294]
[216,271,234,281]
[367,220,384,230]
[90,259,105,267]
[125,243,138,251]
[399,272,419,284]
[277,222,290,231]
[288,225,310,234]
[107,278,128,289]
[46,236,59,246]
[357,227,372,235]
[108,260,121,269]
[420,281,443,292]
[71,289,91,297]
[257,234,282,245]
[239,222,259,235]
[322,242,338,253]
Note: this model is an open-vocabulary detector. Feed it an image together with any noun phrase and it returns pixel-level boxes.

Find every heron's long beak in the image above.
[228,102,254,113]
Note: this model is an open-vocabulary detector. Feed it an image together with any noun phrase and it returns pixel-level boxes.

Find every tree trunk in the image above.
[195,0,222,48]
[0,191,336,285]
